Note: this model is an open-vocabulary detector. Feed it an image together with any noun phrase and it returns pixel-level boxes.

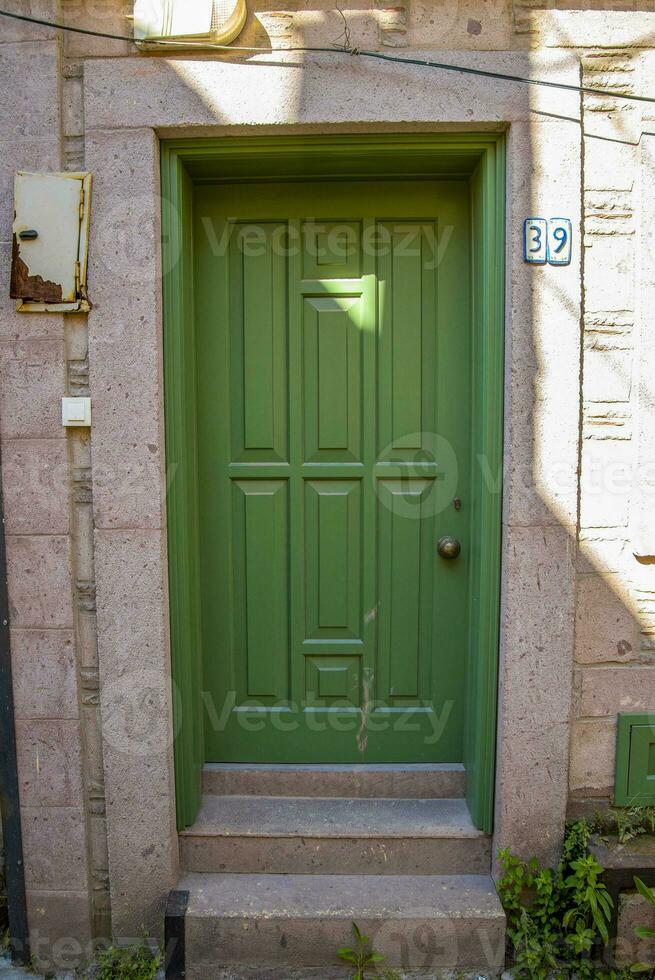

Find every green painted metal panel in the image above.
[161,134,505,829]
[629,726,655,800]
[615,712,655,805]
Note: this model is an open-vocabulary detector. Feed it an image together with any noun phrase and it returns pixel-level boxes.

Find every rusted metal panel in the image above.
[133,0,247,46]
[10,171,92,313]
[10,234,63,303]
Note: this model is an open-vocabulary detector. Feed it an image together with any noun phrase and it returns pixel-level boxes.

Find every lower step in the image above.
[178,872,506,977]
[180,795,490,874]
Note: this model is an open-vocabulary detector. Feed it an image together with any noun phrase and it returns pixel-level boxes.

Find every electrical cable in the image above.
[1,7,654,104]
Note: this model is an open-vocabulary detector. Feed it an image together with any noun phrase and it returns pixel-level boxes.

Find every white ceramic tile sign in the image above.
[547,218,573,265]
[523,217,547,264]
[524,217,572,266]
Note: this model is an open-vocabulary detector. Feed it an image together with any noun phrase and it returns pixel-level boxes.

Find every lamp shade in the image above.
[134,0,247,44]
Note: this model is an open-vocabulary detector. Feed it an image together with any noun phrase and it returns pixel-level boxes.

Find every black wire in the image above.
[1,7,654,104]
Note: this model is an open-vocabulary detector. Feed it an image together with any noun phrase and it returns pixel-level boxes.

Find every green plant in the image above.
[337,922,386,979]
[630,877,655,975]
[498,819,616,979]
[93,940,161,980]
[603,807,655,845]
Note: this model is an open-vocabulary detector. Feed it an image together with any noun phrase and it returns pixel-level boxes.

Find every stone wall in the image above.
[0,0,654,967]
[1,2,94,970]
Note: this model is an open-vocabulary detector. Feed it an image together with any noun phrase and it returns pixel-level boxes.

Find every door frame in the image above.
[160,133,506,832]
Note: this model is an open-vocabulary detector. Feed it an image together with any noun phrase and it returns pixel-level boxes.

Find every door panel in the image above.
[195,180,471,762]
[303,295,363,462]
[305,479,362,640]
[232,479,289,701]
[377,478,434,704]
[230,222,288,463]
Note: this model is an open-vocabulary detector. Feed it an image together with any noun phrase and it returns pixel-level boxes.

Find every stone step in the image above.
[180,795,490,874]
[178,871,506,977]
[202,762,466,799]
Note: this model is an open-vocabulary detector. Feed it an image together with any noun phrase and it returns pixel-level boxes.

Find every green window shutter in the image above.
[615,713,655,806]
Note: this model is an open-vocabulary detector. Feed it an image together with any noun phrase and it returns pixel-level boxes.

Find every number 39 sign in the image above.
[524,217,572,266]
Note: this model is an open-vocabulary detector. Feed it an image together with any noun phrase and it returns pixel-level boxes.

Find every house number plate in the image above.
[524,217,572,266]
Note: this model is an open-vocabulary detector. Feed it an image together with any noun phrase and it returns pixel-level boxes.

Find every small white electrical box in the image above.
[62,397,91,428]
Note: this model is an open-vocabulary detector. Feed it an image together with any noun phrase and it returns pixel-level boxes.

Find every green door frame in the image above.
[160,133,506,832]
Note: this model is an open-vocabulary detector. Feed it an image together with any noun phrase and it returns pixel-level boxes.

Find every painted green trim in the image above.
[160,133,506,831]
[464,139,506,833]
[161,145,204,829]
[615,712,655,806]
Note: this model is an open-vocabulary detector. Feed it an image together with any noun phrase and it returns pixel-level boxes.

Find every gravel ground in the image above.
[0,952,44,979]
[0,952,503,979]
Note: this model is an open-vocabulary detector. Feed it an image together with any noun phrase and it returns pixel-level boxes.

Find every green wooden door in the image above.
[195,179,471,763]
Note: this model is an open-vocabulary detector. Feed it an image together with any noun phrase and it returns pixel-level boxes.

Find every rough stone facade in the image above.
[0,0,654,969]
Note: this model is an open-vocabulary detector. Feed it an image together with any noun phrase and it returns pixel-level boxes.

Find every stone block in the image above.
[583,348,633,405]
[0,339,66,440]
[94,528,168,675]
[6,534,73,629]
[633,141,655,556]
[584,137,638,193]
[0,138,61,243]
[86,128,165,530]
[11,628,78,719]
[584,235,635,315]
[575,573,641,664]
[2,439,69,535]
[0,0,58,41]
[0,245,66,342]
[408,0,512,49]
[16,719,84,806]
[0,42,60,138]
[583,405,631,442]
[62,74,84,138]
[27,890,93,974]
[504,390,579,530]
[569,717,616,795]
[580,439,632,529]
[83,51,580,133]
[615,888,655,969]
[579,665,655,716]
[517,11,655,49]
[94,528,177,936]
[639,140,655,311]
[503,118,581,532]
[102,791,176,938]
[577,533,630,576]
[630,559,655,595]
[21,805,88,890]
[250,6,379,51]
[63,1,131,58]
[495,524,575,865]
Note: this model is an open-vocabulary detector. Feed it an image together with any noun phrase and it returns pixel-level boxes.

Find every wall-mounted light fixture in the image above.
[133,0,247,47]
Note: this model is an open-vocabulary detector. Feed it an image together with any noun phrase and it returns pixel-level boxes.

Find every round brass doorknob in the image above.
[437,535,461,559]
